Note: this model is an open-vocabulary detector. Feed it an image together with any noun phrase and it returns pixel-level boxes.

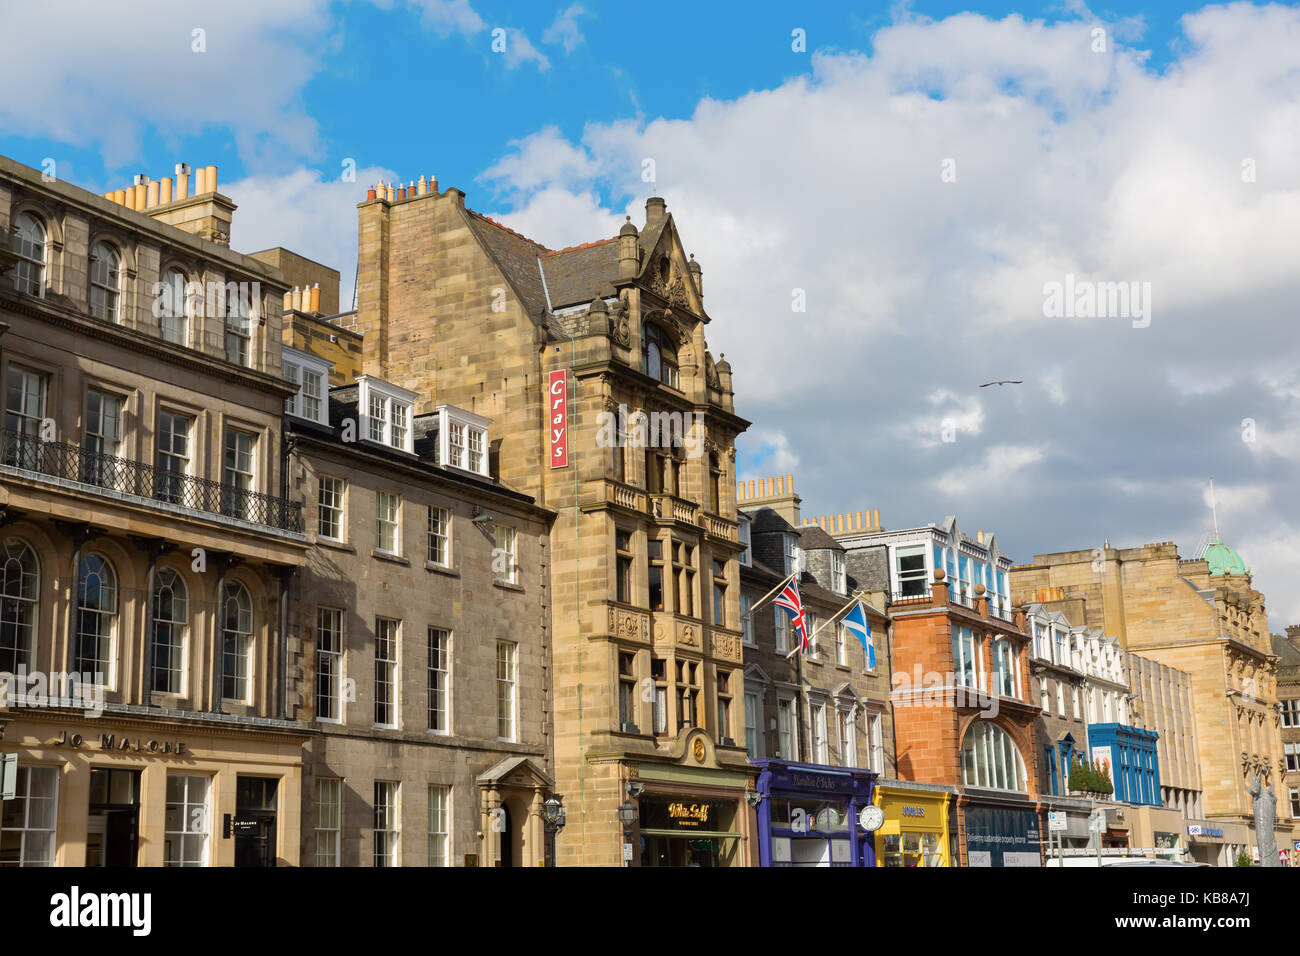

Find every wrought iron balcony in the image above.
[0,429,302,534]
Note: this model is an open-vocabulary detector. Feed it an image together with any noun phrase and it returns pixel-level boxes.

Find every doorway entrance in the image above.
[234,776,279,867]
[86,768,141,867]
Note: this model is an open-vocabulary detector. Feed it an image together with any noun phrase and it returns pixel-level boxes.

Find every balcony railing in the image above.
[889,586,933,606]
[648,493,698,525]
[1,429,302,533]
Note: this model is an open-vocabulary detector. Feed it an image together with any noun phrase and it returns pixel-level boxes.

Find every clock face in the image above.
[859,805,886,832]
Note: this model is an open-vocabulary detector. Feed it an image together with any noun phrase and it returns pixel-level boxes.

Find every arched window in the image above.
[76,553,118,684]
[221,581,253,702]
[89,242,121,322]
[0,538,39,673]
[10,213,46,296]
[159,267,192,346]
[709,453,723,514]
[960,721,1027,791]
[151,568,188,694]
[641,323,679,388]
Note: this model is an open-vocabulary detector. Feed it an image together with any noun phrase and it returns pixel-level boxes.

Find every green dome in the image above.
[1205,542,1247,576]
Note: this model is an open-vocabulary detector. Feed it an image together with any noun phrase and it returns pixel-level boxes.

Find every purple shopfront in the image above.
[752,760,878,867]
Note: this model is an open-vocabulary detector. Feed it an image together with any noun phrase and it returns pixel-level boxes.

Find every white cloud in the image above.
[226,165,395,309]
[932,444,1045,498]
[498,28,551,71]
[543,4,589,54]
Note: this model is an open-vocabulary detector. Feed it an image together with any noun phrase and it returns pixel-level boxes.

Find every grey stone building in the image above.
[281,345,556,867]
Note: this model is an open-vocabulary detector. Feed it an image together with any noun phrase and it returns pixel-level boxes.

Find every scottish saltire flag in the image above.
[843,601,876,669]
[773,577,809,653]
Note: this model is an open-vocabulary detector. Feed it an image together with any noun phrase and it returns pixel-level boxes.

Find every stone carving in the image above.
[677,622,698,647]
[607,607,649,641]
[713,631,740,662]
[653,620,668,643]
[1246,773,1279,867]
[611,295,631,348]
[704,351,720,390]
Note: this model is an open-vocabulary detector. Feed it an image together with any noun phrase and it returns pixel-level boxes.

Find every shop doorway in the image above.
[234,776,279,867]
[86,768,141,867]
[641,835,723,867]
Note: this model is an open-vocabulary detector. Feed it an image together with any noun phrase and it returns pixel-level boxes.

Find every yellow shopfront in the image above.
[873,783,953,867]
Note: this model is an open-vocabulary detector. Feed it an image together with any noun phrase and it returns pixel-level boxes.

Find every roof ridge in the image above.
[467,208,550,251]
[544,236,618,257]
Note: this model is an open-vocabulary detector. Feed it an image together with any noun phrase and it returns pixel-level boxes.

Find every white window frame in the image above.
[318,475,345,542]
[740,593,754,646]
[811,699,829,764]
[427,505,451,567]
[316,607,344,723]
[283,347,332,426]
[164,773,210,867]
[428,784,451,866]
[496,640,517,741]
[357,376,417,453]
[374,618,399,728]
[376,491,400,555]
[737,516,752,567]
[436,405,491,477]
[0,764,58,865]
[830,551,846,594]
[315,777,341,867]
[495,524,518,585]
[373,780,399,867]
[428,627,450,734]
[777,695,798,761]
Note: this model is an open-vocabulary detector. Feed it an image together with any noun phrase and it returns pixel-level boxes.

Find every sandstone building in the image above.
[292,180,751,866]
[0,154,307,865]
[1011,539,1292,862]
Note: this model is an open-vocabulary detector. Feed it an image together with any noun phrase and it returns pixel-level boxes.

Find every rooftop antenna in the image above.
[1209,477,1220,542]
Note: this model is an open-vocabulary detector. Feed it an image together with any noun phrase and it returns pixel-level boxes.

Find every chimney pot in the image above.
[367,187,377,200]
[397,184,407,199]
[205,165,218,194]
[112,189,126,206]
[291,287,302,312]
[417,175,427,196]
[310,283,321,313]
[145,181,159,208]
[160,177,173,204]
[386,183,395,202]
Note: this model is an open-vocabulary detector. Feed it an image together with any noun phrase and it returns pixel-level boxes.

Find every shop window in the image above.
[881,832,943,867]
[0,765,58,866]
[164,774,210,866]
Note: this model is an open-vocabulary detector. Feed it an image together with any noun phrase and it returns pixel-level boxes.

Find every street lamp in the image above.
[618,798,639,868]
[543,795,566,867]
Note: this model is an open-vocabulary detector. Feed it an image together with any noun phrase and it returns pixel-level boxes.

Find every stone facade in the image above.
[299,183,753,866]
[1011,540,1291,859]
[0,153,308,866]
[285,402,554,867]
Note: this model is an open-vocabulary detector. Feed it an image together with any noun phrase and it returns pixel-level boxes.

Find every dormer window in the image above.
[437,405,490,478]
[831,551,846,594]
[357,376,417,453]
[283,347,332,426]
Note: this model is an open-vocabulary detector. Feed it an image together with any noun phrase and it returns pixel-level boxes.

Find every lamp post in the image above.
[542,796,566,867]
[618,798,639,868]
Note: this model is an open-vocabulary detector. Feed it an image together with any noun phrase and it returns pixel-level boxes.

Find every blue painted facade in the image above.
[752,759,878,867]
[1087,723,1161,806]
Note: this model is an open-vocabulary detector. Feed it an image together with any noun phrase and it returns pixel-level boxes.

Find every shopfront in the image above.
[0,710,307,866]
[752,760,877,867]
[873,781,954,867]
[1184,820,1248,867]
[961,797,1043,867]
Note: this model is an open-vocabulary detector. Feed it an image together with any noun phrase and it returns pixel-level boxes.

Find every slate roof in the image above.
[1271,634,1300,667]
[464,206,683,340]
[746,506,798,535]
[798,525,845,552]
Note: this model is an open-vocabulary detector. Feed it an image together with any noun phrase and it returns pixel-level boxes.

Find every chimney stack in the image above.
[645,196,666,226]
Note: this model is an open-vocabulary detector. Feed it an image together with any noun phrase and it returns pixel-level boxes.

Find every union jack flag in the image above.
[772,575,809,653]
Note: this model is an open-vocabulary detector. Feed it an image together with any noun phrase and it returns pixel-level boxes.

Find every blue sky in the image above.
[3,1,1299,625]
[0,1,1210,198]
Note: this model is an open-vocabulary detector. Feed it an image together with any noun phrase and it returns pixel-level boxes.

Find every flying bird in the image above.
[980,380,1023,387]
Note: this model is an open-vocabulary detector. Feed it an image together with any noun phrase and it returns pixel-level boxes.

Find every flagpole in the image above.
[784,589,872,660]
[741,569,796,619]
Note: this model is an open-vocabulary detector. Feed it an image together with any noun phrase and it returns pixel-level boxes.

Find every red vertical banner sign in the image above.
[549,368,568,468]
